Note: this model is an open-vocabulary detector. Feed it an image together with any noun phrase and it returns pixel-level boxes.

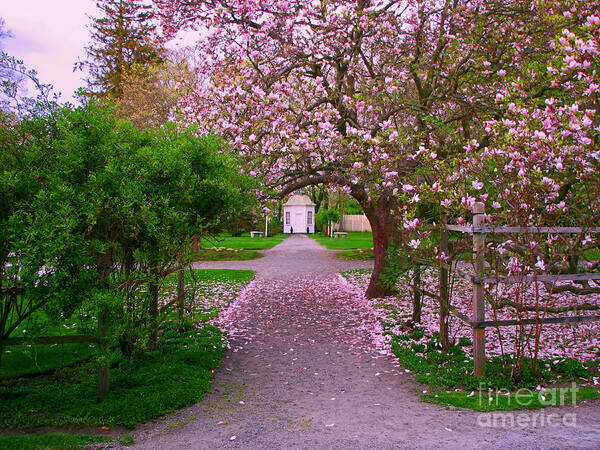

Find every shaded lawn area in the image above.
[0,269,253,430]
[161,269,254,323]
[310,231,373,250]
[182,269,254,283]
[0,433,117,449]
[0,326,225,429]
[2,308,98,380]
[1,343,97,380]
[202,232,288,250]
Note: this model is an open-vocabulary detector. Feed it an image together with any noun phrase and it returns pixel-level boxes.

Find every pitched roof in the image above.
[283,194,315,207]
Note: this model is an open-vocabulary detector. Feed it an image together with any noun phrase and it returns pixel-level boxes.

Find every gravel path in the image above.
[125,235,600,449]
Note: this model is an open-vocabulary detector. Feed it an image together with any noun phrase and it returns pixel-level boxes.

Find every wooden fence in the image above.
[447,202,600,377]
[0,313,109,401]
[340,214,372,232]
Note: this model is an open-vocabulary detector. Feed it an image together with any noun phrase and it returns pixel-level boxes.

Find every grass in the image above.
[310,231,373,250]
[0,433,114,449]
[1,343,97,380]
[585,248,600,260]
[0,325,226,429]
[389,331,600,411]
[201,233,288,250]
[422,386,599,411]
[336,249,375,260]
[341,268,600,411]
[177,269,255,284]
[2,307,97,381]
[161,269,254,323]
[1,269,254,430]
[190,249,263,261]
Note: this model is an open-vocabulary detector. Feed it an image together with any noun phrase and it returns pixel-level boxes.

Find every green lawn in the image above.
[180,269,254,283]
[0,269,253,430]
[190,249,263,261]
[0,325,226,429]
[585,248,600,260]
[310,231,373,250]
[422,386,599,412]
[336,249,375,260]
[2,308,97,380]
[0,343,97,380]
[202,232,288,250]
[0,433,118,449]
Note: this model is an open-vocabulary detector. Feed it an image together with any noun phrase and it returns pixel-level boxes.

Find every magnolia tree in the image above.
[154,0,548,297]
[392,4,600,371]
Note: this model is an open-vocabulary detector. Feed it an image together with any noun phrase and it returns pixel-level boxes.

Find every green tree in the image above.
[77,0,163,99]
[316,208,340,237]
[0,95,250,371]
[116,56,195,129]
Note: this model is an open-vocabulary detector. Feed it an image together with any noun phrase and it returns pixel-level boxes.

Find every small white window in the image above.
[307,211,312,225]
[285,211,290,225]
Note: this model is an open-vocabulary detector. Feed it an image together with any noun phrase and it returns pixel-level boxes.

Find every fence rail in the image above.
[0,335,96,346]
[445,202,600,377]
[0,313,108,401]
[446,225,600,234]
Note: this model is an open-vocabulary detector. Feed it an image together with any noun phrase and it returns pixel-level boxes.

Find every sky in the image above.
[2,0,99,102]
[2,1,199,103]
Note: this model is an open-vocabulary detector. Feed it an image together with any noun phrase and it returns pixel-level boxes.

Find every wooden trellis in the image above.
[446,202,600,377]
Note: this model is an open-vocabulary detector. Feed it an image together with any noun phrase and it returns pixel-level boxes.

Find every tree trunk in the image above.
[412,264,422,324]
[177,267,185,322]
[148,281,159,350]
[439,218,451,350]
[0,343,4,378]
[338,188,345,232]
[191,234,202,252]
[363,198,398,299]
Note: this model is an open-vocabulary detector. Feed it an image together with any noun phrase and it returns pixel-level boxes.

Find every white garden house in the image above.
[282,194,315,234]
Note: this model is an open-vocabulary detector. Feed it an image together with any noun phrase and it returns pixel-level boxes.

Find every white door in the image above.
[291,211,304,233]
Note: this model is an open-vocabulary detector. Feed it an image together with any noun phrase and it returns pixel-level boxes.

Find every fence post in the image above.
[97,311,109,402]
[412,263,422,324]
[472,202,486,377]
[440,213,450,351]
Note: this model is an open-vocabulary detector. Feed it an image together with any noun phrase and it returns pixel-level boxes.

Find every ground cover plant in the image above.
[0,324,226,429]
[342,268,600,410]
[0,269,253,429]
[310,232,373,250]
[0,433,116,449]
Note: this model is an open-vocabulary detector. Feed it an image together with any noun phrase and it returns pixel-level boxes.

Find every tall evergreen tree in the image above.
[0,18,12,49]
[77,0,163,99]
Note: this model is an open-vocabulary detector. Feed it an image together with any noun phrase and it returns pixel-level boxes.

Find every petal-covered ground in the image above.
[343,268,600,362]
[212,275,392,359]
[125,235,600,449]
